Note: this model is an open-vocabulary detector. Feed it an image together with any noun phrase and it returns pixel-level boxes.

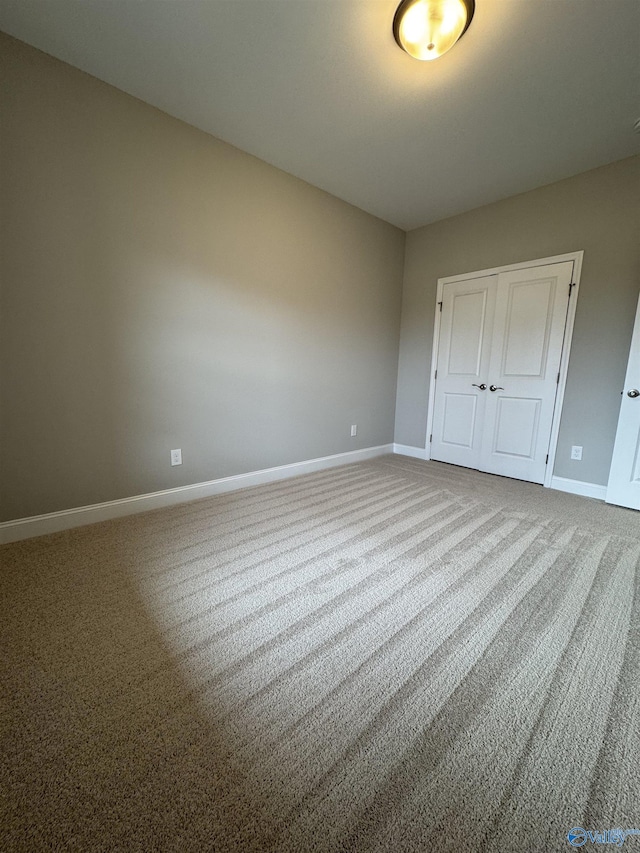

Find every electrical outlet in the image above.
[171,448,182,466]
[570,445,582,461]
[350,425,357,437]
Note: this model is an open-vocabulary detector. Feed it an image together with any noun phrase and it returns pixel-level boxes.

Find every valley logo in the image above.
[568,827,640,847]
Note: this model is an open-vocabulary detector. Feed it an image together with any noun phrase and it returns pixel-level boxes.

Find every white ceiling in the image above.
[1,0,638,230]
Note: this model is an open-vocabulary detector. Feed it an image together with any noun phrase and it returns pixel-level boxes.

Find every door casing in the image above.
[424,251,583,488]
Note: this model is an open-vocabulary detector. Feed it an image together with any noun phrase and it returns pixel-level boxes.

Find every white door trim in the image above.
[424,251,584,488]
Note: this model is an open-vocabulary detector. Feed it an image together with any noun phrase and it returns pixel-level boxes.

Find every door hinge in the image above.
[568,282,575,298]
[438,301,443,313]
[545,454,549,464]
[557,372,560,384]
[434,369,438,380]
[430,434,433,443]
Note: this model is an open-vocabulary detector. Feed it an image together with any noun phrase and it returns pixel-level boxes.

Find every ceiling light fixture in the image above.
[393,0,475,61]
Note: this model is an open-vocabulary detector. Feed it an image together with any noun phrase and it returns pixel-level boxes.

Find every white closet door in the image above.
[606,294,640,510]
[478,261,574,483]
[431,261,573,484]
[430,275,497,470]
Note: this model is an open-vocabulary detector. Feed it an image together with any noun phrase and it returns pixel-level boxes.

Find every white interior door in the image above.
[430,275,497,470]
[431,261,573,484]
[479,261,573,483]
[606,295,640,510]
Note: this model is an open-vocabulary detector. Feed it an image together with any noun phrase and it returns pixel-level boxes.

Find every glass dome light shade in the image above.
[393,0,475,61]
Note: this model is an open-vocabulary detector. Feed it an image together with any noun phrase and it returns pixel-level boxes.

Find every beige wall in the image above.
[0,34,405,521]
[395,155,640,485]
[2,34,638,524]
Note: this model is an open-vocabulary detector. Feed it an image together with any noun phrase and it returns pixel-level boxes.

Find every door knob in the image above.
[489,385,504,392]
[472,383,487,390]
[628,389,640,398]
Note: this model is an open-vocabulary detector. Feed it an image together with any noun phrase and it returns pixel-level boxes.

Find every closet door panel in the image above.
[479,261,573,483]
[430,276,497,470]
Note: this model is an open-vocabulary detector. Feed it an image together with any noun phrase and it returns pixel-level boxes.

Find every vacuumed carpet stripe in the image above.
[1,455,638,852]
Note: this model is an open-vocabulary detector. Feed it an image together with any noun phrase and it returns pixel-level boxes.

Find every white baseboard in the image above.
[0,444,394,545]
[393,444,429,461]
[549,476,607,501]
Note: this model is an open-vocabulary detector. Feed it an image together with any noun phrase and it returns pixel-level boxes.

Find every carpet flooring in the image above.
[1,455,639,852]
